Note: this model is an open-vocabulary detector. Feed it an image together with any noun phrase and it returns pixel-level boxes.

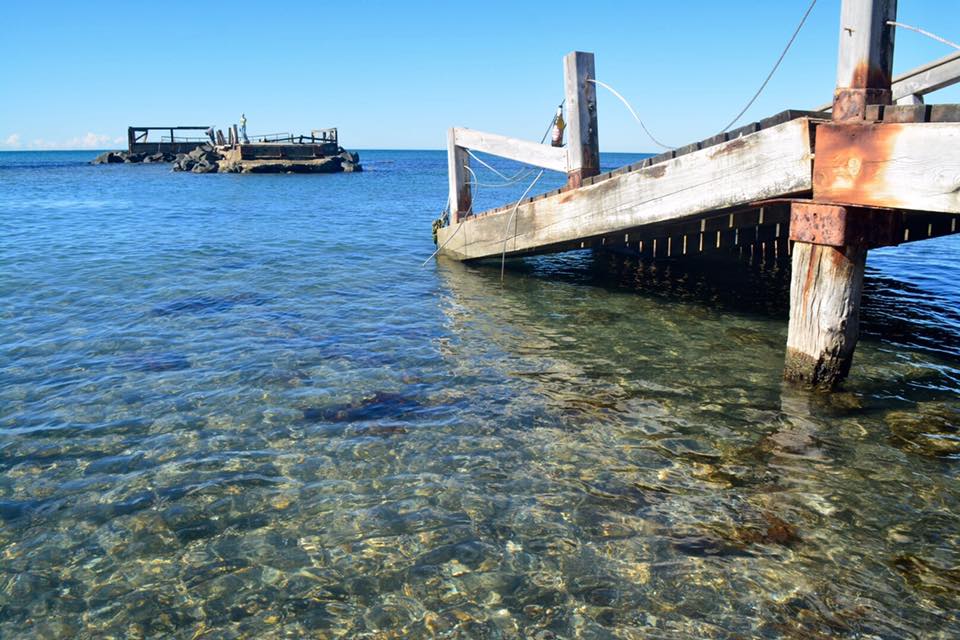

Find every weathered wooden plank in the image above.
[812,122,960,213]
[929,104,960,122]
[564,51,600,185]
[816,53,960,112]
[452,128,567,173]
[881,104,927,123]
[437,118,815,261]
[891,51,960,103]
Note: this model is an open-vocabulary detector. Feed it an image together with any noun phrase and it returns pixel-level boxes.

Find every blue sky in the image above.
[2,0,958,152]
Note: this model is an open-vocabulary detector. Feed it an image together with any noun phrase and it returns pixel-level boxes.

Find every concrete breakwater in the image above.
[92,145,362,174]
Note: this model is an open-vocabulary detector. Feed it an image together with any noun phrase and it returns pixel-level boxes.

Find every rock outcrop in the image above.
[92,150,177,164]
[94,145,362,174]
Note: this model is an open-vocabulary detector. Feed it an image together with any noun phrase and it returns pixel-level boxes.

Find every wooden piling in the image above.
[784,0,896,389]
[832,0,897,121]
[563,51,600,188]
[447,128,471,224]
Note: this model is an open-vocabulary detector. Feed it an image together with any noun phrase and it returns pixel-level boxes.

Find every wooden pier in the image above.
[435,0,960,390]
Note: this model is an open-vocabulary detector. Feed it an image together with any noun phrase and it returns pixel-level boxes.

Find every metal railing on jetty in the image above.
[435,0,960,391]
[248,128,338,146]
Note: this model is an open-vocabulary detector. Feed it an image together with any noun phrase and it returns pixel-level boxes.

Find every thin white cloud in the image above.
[7,133,119,150]
[66,132,114,149]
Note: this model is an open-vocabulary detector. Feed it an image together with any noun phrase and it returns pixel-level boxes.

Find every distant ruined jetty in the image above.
[92,125,362,174]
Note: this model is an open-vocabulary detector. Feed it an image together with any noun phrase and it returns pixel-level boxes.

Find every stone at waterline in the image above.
[192,160,219,174]
[91,151,126,164]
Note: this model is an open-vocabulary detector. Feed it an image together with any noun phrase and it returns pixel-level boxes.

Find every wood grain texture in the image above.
[436,118,815,261]
[891,51,960,102]
[834,0,896,91]
[785,241,867,389]
[447,128,471,223]
[452,128,567,173]
[812,122,960,213]
[563,51,599,179]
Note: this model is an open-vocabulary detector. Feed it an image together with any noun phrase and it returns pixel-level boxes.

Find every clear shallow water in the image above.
[0,150,958,639]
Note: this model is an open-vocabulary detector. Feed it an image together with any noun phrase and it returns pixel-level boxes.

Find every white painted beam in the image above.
[452,128,567,173]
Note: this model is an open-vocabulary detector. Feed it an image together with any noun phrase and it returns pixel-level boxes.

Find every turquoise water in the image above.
[1,150,958,638]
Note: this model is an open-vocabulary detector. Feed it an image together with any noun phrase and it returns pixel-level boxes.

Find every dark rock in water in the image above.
[893,554,960,595]
[173,153,196,172]
[91,151,126,164]
[162,505,219,542]
[0,498,38,522]
[338,149,363,172]
[303,391,424,423]
[670,534,752,557]
[151,292,268,316]
[192,160,218,174]
[887,402,960,457]
[93,149,179,165]
[83,452,149,476]
[119,352,191,372]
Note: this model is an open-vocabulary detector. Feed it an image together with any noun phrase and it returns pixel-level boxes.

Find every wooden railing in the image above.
[447,51,600,223]
[127,126,211,149]
[816,50,960,111]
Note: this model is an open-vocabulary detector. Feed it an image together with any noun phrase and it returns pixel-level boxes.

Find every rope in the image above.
[720,0,817,133]
[426,102,560,265]
[500,170,545,281]
[463,101,564,188]
[888,21,960,52]
[588,79,675,150]
[464,164,479,213]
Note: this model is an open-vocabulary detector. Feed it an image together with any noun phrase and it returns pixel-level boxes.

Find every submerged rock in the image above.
[303,391,423,423]
[886,402,960,458]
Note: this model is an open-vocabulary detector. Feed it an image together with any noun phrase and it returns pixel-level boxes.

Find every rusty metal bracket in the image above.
[788,200,902,248]
[832,88,891,122]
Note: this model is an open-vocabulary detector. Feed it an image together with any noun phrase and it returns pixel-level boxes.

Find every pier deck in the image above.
[437,106,960,263]
[435,0,960,390]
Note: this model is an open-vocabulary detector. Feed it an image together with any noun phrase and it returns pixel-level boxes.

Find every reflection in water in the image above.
[0,152,958,638]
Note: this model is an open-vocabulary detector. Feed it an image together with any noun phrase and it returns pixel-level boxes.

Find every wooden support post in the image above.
[447,128,471,224]
[832,0,897,121]
[785,240,866,389]
[786,0,897,389]
[563,51,599,188]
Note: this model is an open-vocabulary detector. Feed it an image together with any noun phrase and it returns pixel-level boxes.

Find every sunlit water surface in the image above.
[1,151,958,639]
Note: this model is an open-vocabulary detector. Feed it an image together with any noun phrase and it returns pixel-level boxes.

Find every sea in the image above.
[1,150,958,638]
